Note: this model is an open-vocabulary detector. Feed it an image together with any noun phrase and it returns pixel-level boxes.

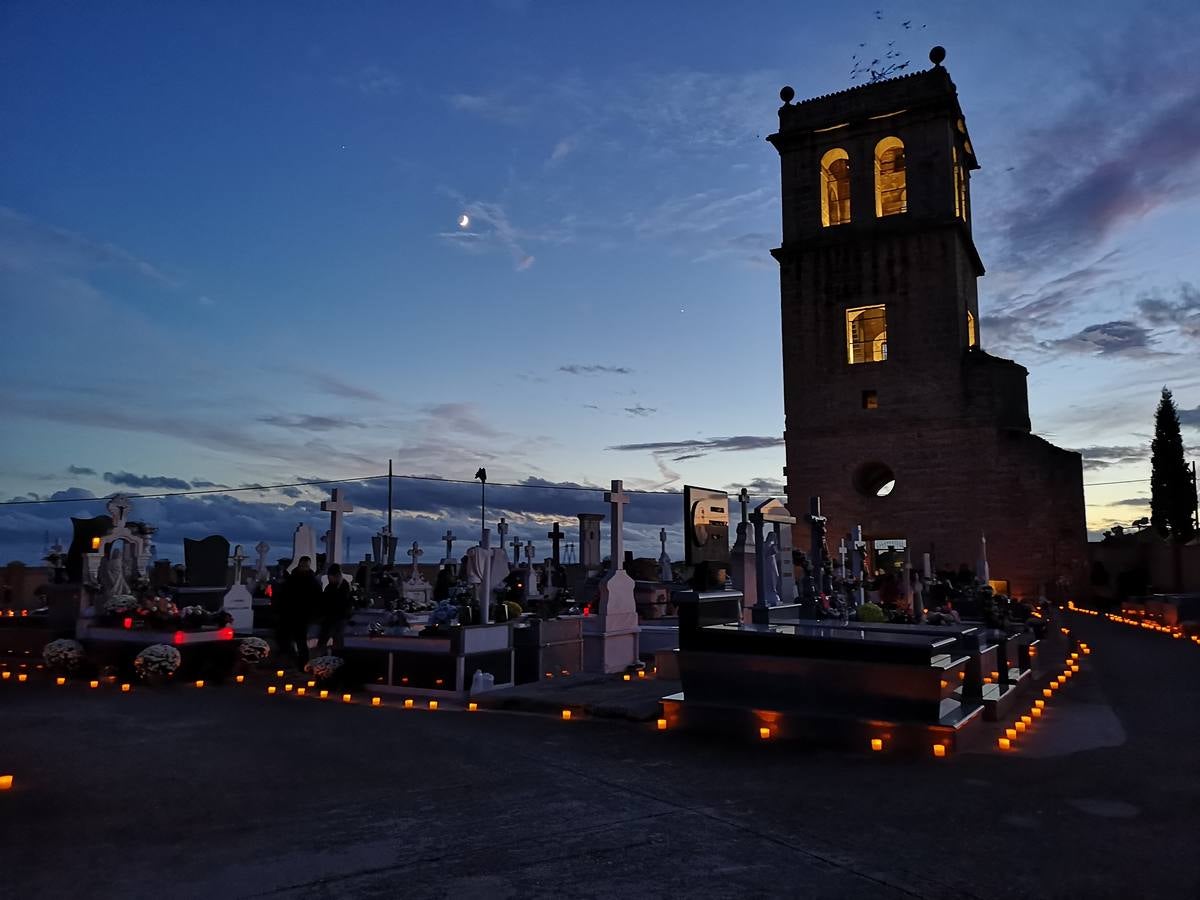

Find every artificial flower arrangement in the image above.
[237,636,271,664]
[303,655,344,682]
[134,644,182,679]
[100,591,233,632]
[427,599,460,629]
[43,638,85,671]
[103,594,139,616]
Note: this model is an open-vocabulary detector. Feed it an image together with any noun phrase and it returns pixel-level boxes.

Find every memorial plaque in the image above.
[683,486,730,565]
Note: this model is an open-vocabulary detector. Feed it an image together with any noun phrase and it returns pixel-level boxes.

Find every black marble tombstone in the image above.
[179,535,231,610]
[683,485,730,591]
[66,515,112,583]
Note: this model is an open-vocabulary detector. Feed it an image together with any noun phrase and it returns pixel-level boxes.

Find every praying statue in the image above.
[762,532,781,607]
[101,545,131,598]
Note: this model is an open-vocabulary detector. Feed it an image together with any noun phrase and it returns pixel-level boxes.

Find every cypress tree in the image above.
[1150,387,1197,543]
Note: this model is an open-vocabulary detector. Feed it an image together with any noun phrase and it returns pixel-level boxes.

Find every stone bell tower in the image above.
[767,48,1087,599]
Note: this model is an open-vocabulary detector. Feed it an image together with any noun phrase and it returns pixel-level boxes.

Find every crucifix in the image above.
[320,488,354,565]
[106,494,131,529]
[496,517,509,552]
[546,522,565,567]
[737,488,750,525]
[837,538,848,581]
[231,544,248,585]
[604,479,630,577]
[407,540,423,578]
[524,541,536,564]
[254,541,270,582]
[441,529,456,561]
[510,536,523,564]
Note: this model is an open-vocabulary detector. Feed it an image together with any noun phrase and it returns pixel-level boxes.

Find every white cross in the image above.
[408,540,423,578]
[320,488,354,565]
[837,538,848,579]
[442,530,456,558]
[604,479,630,573]
[497,517,509,545]
[106,494,131,528]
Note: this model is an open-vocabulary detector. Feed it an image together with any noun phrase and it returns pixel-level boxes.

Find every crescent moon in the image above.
[458,214,470,229]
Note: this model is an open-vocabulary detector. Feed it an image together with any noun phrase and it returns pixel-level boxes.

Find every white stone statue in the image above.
[102,546,131,598]
[761,531,781,607]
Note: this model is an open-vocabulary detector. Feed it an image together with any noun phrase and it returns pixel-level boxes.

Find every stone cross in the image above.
[737,488,750,524]
[851,524,867,605]
[106,494,131,530]
[546,522,566,566]
[442,529,456,560]
[231,544,248,585]
[566,542,576,565]
[659,528,668,556]
[510,537,523,563]
[524,541,536,564]
[254,541,270,582]
[604,480,630,575]
[837,538,848,580]
[407,540,424,579]
[496,517,509,549]
[320,488,354,565]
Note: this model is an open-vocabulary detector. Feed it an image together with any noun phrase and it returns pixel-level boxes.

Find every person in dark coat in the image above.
[279,556,321,668]
[316,563,353,655]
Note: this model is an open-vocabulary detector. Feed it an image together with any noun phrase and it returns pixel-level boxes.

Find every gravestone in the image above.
[577,513,604,573]
[751,498,797,617]
[287,523,317,573]
[254,541,271,585]
[657,527,672,583]
[401,541,433,608]
[582,480,639,673]
[372,529,398,568]
[180,534,231,611]
[730,520,757,618]
[523,541,540,600]
[683,485,730,591]
[851,525,867,605]
[546,522,566,589]
[223,544,253,632]
[496,517,510,563]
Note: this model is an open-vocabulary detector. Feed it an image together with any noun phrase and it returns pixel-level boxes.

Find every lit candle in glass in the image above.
[932,744,946,758]
[371,697,381,707]
[657,718,668,731]
[55,676,66,686]
[268,686,277,695]
[342,694,351,703]
[428,700,438,710]
[561,709,572,720]
[468,701,478,712]
[870,738,883,751]
[404,699,414,709]
[121,683,131,693]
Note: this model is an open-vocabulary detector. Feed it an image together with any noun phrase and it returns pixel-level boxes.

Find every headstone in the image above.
[683,485,730,590]
[254,541,270,585]
[320,488,354,566]
[183,535,231,588]
[657,527,672,583]
[582,480,639,673]
[577,513,604,572]
[524,541,540,599]
[407,540,424,578]
[977,533,990,584]
[509,537,523,567]
[730,519,757,616]
[372,529,398,568]
[287,524,317,573]
[496,517,510,561]
[441,530,457,565]
[223,545,253,631]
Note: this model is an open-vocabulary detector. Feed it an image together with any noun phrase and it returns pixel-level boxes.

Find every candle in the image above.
[998,738,1011,750]
[561,709,572,720]
[319,690,329,700]
[1031,707,1042,718]
[55,676,66,686]
[657,718,668,731]
[0,775,13,791]
[284,683,294,692]
[371,697,381,707]
[276,670,284,678]
[1015,722,1027,733]
[121,683,131,693]
[17,673,27,682]
[296,687,306,696]
[759,726,771,740]
[1,672,9,680]
[637,670,645,679]
[89,680,99,689]
[428,700,438,710]
[268,686,277,695]
[870,738,883,751]
[404,699,414,709]
[342,694,351,703]
[932,744,946,758]
[923,552,932,580]
[235,675,245,684]
[195,680,205,688]
[307,681,315,688]
[1005,728,1017,740]
[622,673,631,682]
[468,701,478,712]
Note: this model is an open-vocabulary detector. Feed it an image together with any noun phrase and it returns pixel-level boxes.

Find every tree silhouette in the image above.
[1150,387,1197,543]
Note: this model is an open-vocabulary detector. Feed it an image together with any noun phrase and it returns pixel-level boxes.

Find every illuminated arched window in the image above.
[967,310,977,347]
[875,137,906,217]
[820,148,851,227]
[953,145,968,221]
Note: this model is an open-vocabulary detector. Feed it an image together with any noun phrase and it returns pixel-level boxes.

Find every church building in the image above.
[767,48,1087,599]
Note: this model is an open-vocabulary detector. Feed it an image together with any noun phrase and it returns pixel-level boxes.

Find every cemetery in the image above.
[2,29,1198,899]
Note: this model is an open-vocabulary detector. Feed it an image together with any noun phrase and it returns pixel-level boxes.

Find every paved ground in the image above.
[2,615,1199,899]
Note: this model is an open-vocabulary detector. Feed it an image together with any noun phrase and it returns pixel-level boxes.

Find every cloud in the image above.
[608,435,784,455]
[421,403,501,439]
[0,206,175,287]
[1179,405,1200,429]
[351,65,403,96]
[1070,444,1148,471]
[724,477,787,496]
[447,92,529,125]
[304,371,385,403]
[1041,320,1155,357]
[558,364,632,376]
[1137,283,1200,343]
[1111,497,1151,507]
[67,465,95,476]
[103,471,192,490]
[624,405,656,417]
[258,414,367,432]
[547,137,576,166]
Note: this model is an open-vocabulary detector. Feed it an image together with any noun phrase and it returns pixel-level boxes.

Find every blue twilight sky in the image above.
[2,0,1198,565]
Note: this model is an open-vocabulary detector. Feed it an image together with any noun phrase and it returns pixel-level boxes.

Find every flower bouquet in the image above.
[180,605,208,628]
[134,643,182,682]
[43,638,85,672]
[238,636,271,665]
[303,655,344,682]
[104,594,139,617]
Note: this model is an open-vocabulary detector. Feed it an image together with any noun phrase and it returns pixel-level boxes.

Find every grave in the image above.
[177,534,231,611]
[287,523,317,573]
[320,488,353,566]
[581,480,639,673]
[222,544,254,633]
[400,541,434,609]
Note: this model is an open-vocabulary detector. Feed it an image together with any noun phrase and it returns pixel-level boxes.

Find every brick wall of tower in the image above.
[784,424,1087,599]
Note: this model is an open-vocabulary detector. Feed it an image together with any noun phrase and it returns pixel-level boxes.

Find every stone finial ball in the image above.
[779,85,795,104]
[929,46,946,66]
